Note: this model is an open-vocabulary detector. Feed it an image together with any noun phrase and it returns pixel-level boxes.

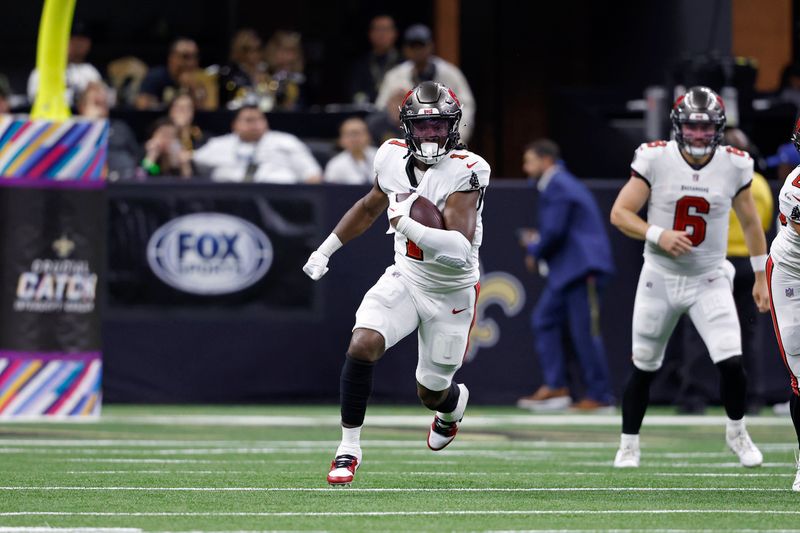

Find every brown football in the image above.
[396,193,445,229]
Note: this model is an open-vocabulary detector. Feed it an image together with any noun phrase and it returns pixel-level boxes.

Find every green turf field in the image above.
[0,404,798,532]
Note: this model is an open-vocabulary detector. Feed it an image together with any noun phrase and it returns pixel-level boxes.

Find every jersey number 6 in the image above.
[673,195,710,246]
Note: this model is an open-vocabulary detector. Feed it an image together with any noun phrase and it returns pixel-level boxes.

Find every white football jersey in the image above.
[631,140,753,275]
[770,167,800,278]
[374,138,490,291]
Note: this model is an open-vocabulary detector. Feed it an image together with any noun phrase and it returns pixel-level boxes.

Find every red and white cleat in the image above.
[327,454,360,486]
[427,384,469,451]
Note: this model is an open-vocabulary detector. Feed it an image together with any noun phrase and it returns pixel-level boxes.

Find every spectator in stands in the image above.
[28,22,101,106]
[76,81,140,181]
[675,129,773,415]
[517,140,615,412]
[193,105,321,183]
[366,88,406,145]
[375,24,475,142]
[168,92,206,151]
[350,15,400,105]
[137,117,192,179]
[324,117,377,185]
[135,38,200,110]
[264,31,306,111]
[218,29,270,109]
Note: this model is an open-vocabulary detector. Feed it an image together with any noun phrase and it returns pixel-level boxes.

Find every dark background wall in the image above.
[102,181,789,407]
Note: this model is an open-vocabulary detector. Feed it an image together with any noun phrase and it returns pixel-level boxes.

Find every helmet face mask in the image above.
[399,82,462,164]
[670,86,726,158]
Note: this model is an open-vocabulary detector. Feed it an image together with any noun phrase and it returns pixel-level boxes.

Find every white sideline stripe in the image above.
[0,438,621,448]
[96,414,793,427]
[0,486,791,492]
[0,529,140,532]
[63,470,791,478]
[3,510,800,517]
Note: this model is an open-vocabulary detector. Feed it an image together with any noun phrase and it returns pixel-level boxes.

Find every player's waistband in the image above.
[642,258,722,280]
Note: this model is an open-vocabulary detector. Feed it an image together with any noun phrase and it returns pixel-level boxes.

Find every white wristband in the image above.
[318,233,343,257]
[645,225,665,246]
[749,254,767,272]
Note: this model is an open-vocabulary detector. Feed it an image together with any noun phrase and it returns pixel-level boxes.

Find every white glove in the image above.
[387,192,418,222]
[303,250,330,280]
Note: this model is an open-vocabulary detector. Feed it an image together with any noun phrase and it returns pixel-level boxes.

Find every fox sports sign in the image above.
[147,213,273,295]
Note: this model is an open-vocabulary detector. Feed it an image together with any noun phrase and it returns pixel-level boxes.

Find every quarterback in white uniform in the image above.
[609,86,769,468]
[766,124,800,489]
[302,82,490,486]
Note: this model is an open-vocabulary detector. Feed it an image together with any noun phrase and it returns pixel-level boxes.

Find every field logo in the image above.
[147,213,273,295]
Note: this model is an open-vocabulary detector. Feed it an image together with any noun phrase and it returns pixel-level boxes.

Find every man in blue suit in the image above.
[518,139,615,411]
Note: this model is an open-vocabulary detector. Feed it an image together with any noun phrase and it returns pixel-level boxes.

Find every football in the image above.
[397,193,445,229]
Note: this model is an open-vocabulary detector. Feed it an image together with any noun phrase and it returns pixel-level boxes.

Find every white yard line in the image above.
[62,470,791,478]
[0,486,791,492]
[59,458,458,465]
[0,438,623,448]
[2,510,800,516]
[0,529,140,533]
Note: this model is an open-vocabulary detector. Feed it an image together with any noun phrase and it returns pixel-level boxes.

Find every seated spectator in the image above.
[76,81,141,181]
[264,31,306,111]
[324,117,377,185]
[218,29,270,109]
[138,118,192,179]
[375,24,475,142]
[193,105,321,183]
[366,87,406,145]
[28,22,101,107]
[168,92,206,151]
[106,56,148,108]
[350,15,400,104]
[135,38,200,110]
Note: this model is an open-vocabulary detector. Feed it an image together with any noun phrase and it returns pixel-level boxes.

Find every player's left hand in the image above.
[387,192,418,225]
[752,274,770,313]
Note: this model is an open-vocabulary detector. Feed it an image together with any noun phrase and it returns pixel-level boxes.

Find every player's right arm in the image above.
[302,181,389,280]
[610,177,693,257]
[332,181,390,243]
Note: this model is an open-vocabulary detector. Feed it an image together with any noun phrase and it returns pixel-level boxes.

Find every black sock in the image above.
[340,354,375,427]
[717,356,746,421]
[435,382,461,413]
[622,367,656,435]
[790,394,800,450]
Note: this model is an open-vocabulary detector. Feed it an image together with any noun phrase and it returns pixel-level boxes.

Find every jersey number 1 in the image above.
[673,196,710,246]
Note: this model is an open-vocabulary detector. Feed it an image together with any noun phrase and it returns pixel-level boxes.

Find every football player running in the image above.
[766,120,800,490]
[302,81,490,486]
[609,86,769,468]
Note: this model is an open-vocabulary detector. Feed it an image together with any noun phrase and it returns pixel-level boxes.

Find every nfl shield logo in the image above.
[787,287,795,298]
[692,173,700,181]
